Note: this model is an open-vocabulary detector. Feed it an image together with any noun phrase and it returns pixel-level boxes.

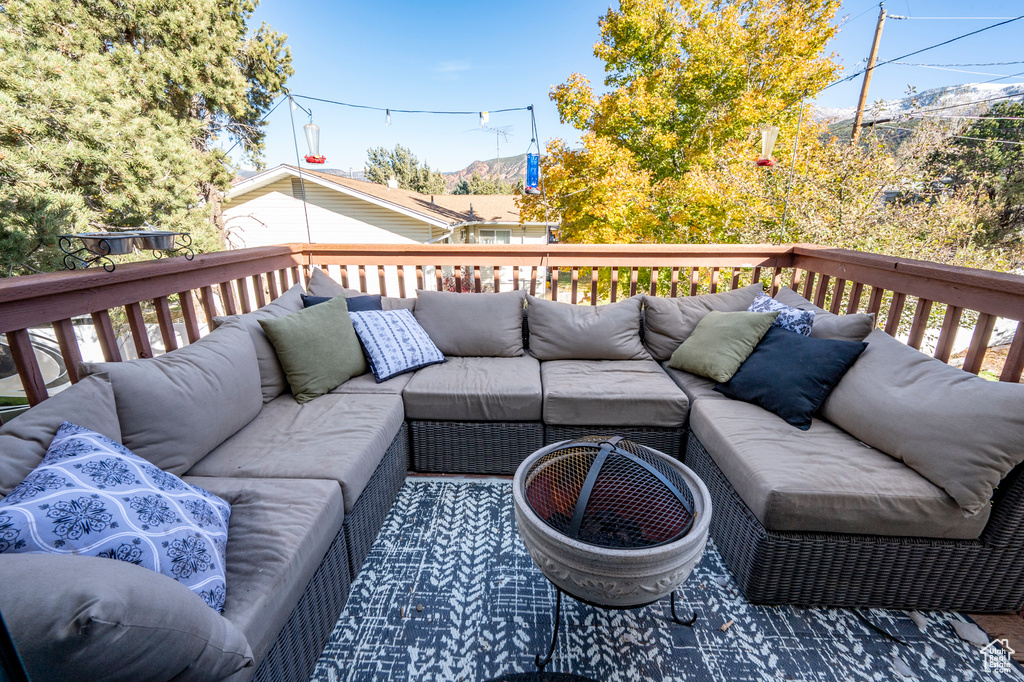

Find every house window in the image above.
[478,229,511,245]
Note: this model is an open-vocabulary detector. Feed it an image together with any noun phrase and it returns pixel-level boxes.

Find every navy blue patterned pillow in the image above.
[349,310,445,382]
[748,291,815,335]
[302,293,383,312]
[0,422,231,611]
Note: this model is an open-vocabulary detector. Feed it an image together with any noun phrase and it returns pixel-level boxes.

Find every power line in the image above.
[890,63,1024,79]
[893,61,1024,67]
[909,92,1024,114]
[289,94,530,116]
[822,14,1024,92]
[982,70,1024,84]
[876,124,1024,145]
[887,16,1019,20]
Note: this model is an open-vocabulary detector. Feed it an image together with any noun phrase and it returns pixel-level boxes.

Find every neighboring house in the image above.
[223,164,552,248]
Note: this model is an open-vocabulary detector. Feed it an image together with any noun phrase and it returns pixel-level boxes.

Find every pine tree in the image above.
[365,145,447,194]
[0,0,292,274]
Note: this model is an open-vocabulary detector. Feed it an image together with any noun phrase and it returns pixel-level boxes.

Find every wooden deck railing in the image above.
[1,242,1022,408]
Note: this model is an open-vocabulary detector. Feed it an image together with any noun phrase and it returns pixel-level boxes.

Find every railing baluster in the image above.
[847,282,864,314]
[629,267,638,297]
[610,267,619,302]
[730,267,740,291]
[358,265,367,293]
[590,267,599,305]
[650,267,659,296]
[473,265,481,293]
[252,274,267,308]
[962,313,996,375]
[751,267,762,290]
[771,266,783,296]
[277,269,289,295]
[178,290,202,344]
[378,265,387,295]
[218,282,238,316]
[550,267,559,301]
[883,292,906,336]
[690,267,699,296]
[91,310,122,362]
[570,267,579,304]
[791,268,804,291]
[999,321,1024,382]
[934,305,963,363]
[529,266,537,296]
[435,265,443,292]
[7,328,48,405]
[670,267,679,298]
[290,266,300,287]
[153,296,178,352]
[416,265,425,292]
[52,319,82,384]
[235,278,252,314]
[302,264,312,288]
[399,265,408,298]
[454,267,462,293]
[340,265,351,289]
[814,274,830,309]
[493,265,501,294]
[710,267,720,294]
[830,279,847,315]
[125,302,153,359]
[266,270,280,300]
[199,286,218,328]
[907,298,933,350]
[802,271,816,299]
[867,286,885,317]
[513,265,520,291]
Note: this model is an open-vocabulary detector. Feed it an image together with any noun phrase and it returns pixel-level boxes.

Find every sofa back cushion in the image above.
[0,374,120,497]
[213,283,305,402]
[526,295,651,361]
[81,322,262,475]
[822,329,1024,516]
[0,553,252,681]
[773,286,875,342]
[307,266,416,311]
[643,284,763,362]
[414,289,526,357]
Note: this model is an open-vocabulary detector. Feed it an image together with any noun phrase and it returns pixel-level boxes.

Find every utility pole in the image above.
[851,3,887,144]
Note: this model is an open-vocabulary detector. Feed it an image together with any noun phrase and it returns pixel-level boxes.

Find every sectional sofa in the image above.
[2,266,1024,681]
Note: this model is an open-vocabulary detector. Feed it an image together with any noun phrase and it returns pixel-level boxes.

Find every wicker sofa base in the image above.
[343,427,410,579]
[252,525,351,682]
[545,425,686,460]
[410,420,544,474]
[686,434,1024,612]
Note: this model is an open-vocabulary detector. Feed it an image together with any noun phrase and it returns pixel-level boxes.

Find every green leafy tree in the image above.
[452,172,515,195]
[0,0,292,275]
[365,145,447,195]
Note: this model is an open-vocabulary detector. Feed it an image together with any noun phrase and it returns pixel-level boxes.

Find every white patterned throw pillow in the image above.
[0,422,231,611]
[748,292,815,336]
[349,309,445,382]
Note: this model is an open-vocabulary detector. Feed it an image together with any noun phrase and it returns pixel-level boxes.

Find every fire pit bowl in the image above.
[513,436,712,609]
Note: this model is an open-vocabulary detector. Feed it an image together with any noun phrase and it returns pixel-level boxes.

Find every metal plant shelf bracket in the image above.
[59,232,193,272]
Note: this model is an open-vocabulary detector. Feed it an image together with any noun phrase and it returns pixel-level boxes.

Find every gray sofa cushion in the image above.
[403,356,542,421]
[822,329,1024,516]
[660,361,727,409]
[0,374,120,497]
[643,284,763,362]
[414,289,526,357]
[330,371,414,395]
[690,399,990,539]
[0,553,253,682]
[213,283,305,402]
[81,323,262,475]
[183,476,344,670]
[773,286,875,342]
[186,393,405,513]
[542,360,689,427]
[526,295,650,361]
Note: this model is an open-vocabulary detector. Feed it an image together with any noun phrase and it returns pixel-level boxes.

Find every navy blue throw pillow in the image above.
[302,293,383,312]
[715,327,867,430]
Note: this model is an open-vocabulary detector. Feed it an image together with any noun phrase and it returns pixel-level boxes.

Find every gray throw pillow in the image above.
[259,293,369,402]
[414,289,526,357]
[0,553,253,681]
[527,295,650,361]
[213,283,306,402]
[307,266,415,311]
[643,284,763,362]
[773,286,875,342]
[0,374,120,496]
[822,329,1024,516]
[81,322,263,475]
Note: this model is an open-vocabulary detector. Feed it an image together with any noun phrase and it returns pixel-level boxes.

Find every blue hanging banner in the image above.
[526,153,540,194]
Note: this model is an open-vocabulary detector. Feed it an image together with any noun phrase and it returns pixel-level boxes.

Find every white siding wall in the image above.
[223,178,435,247]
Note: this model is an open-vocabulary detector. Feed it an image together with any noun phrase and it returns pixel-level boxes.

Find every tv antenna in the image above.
[466,125,514,161]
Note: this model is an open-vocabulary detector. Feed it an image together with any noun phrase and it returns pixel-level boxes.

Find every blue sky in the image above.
[244,0,1024,174]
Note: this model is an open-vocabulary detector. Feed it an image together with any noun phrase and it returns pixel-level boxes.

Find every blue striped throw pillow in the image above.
[349,309,445,382]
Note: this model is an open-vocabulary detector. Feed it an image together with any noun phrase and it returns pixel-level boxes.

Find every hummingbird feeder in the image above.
[756,126,779,167]
[303,117,325,164]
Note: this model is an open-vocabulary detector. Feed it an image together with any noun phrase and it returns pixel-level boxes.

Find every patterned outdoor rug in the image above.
[312,480,1024,682]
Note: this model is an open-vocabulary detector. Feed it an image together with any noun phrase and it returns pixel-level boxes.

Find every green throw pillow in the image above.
[259,293,368,403]
[668,310,779,383]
